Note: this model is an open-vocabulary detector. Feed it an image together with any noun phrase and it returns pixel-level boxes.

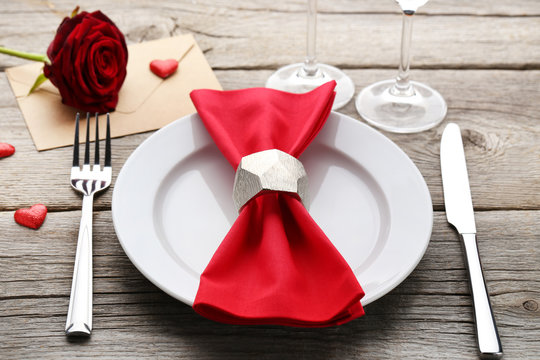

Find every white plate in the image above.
[112,112,433,307]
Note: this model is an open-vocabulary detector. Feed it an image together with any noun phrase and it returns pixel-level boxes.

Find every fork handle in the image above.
[461,233,503,359]
[66,194,94,336]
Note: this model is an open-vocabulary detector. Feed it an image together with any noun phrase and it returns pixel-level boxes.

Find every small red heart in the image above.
[150,59,179,79]
[14,204,47,230]
[0,142,15,158]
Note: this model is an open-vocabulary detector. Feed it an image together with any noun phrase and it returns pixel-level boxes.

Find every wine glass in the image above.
[266,0,354,110]
[355,0,447,133]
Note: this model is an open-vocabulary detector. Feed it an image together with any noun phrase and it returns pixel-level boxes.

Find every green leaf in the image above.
[28,73,48,95]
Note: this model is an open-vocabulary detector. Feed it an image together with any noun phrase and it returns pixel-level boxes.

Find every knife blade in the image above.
[440,123,503,359]
[440,123,476,234]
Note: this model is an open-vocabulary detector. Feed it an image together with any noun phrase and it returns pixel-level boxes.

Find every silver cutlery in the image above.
[440,123,503,359]
[65,113,112,336]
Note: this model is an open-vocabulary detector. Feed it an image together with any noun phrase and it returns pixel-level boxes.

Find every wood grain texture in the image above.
[3,0,540,16]
[0,69,539,211]
[1,0,539,358]
[0,1,539,70]
[0,210,539,360]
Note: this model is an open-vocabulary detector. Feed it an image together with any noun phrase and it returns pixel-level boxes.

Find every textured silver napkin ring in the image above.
[233,149,309,212]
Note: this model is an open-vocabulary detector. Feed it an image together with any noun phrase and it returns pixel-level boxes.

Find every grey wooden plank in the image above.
[163,0,540,16]
[0,69,539,211]
[0,210,538,359]
[0,3,539,70]
[2,210,538,298]
[0,0,538,359]
[1,0,539,18]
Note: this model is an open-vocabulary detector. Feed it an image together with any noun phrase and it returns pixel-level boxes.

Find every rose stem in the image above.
[0,47,49,63]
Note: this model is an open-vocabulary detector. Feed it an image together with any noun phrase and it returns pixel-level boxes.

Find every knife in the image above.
[440,123,503,359]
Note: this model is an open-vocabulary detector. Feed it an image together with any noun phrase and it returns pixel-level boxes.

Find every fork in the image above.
[65,112,112,336]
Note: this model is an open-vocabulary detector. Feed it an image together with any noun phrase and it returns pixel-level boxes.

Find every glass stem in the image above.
[392,11,415,96]
[302,0,319,77]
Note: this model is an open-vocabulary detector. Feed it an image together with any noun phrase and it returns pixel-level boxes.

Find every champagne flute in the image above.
[355,0,447,133]
[266,0,354,110]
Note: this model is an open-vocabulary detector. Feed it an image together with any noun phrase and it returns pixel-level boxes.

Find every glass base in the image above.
[265,63,355,110]
[355,80,447,133]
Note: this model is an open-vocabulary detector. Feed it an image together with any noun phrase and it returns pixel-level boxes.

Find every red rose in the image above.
[43,11,128,113]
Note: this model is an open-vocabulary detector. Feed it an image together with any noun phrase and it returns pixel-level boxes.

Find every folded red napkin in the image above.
[190,81,365,327]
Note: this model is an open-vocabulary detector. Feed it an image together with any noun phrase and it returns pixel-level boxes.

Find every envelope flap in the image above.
[4,34,222,151]
[5,34,196,113]
[116,34,195,113]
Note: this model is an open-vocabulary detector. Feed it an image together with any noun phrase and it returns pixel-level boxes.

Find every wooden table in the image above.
[1,1,539,358]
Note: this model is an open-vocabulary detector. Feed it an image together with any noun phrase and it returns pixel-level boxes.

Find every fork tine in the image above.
[84,113,90,165]
[105,113,111,167]
[73,113,80,167]
[94,113,100,166]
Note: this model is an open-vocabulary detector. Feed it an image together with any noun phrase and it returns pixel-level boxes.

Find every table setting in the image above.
[0,0,538,359]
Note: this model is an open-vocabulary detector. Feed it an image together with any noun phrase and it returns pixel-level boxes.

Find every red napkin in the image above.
[190,81,365,327]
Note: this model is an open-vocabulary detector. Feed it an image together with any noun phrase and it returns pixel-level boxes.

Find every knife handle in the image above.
[460,233,503,359]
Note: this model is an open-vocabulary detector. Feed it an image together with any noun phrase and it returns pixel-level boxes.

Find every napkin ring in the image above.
[233,149,309,212]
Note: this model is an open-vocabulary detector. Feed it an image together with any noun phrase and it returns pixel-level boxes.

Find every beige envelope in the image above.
[5,34,222,151]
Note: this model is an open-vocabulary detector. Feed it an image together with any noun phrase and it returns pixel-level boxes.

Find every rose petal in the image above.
[43,10,128,113]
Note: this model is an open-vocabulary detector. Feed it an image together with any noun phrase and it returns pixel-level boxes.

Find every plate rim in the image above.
[112,111,433,307]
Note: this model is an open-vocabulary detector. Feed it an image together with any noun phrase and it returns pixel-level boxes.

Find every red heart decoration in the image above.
[150,59,179,79]
[0,142,15,158]
[14,204,47,230]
